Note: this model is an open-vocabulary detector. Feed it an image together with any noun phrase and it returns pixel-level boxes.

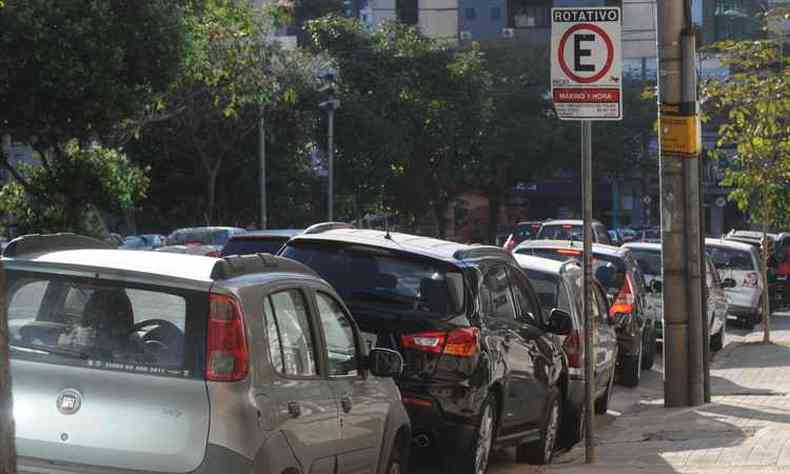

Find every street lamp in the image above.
[318,67,340,221]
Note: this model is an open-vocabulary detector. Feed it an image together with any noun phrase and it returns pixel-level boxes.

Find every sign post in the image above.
[551,7,622,464]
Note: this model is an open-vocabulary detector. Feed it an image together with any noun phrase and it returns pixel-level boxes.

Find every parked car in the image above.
[503,221,544,252]
[608,230,624,247]
[120,234,166,250]
[221,229,304,257]
[706,238,766,329]
[514,254,618,446]
[280,226,572,470]
[536,219,612,245]
[724,230,776,260]
[514,240,656,387]
[158,226,246,256]
[617,228,638,243]
[624,242,730,351]
[5,233,410,474]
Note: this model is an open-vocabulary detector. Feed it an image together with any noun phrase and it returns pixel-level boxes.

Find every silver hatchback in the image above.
[7,234,410,474]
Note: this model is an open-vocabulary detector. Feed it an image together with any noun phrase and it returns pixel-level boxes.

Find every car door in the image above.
[258,288,340,474]
[592,284,618,392]
[706,258,729,330]
[312,290,390,474]
[503,266,559,431]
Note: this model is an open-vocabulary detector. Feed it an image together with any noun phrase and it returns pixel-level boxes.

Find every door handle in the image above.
[341,396,352,413]
[287,401,301,418]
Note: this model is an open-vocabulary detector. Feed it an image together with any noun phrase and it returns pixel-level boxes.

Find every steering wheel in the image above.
[131,319,182,353]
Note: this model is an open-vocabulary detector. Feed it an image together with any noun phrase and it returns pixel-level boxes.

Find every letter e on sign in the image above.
[551,7,622,121]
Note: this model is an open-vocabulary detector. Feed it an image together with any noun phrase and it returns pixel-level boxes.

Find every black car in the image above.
[220,229,303,257]
[514,240,657,388]
[280,227,572,472]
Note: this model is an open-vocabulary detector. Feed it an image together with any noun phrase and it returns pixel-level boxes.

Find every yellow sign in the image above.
[660,114,701,157]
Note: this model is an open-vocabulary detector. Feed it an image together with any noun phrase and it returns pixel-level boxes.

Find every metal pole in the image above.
[582,120,595,464]
[328,106,334,222]
[682,29,705,407]
[258,107,267,230]
[763,219,771,343]
[657,0,690,407]
[700,155,711,403]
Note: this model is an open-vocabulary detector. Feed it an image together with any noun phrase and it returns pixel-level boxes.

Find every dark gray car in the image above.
[7,233,410,474]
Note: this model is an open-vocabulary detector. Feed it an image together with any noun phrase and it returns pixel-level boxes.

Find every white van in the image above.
[706,238,765,329]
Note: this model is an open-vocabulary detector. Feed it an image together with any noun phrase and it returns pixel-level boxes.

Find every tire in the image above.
[595,365,615,415]
[461,395,497,474]
[385,439,402,474]
[641,326,656,370]
[516,389,561,465]
[558,401,583,449]
[619,344,642,388]
[710,323,725,352]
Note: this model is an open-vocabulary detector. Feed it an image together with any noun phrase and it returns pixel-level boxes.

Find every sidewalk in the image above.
[543,311,790,474]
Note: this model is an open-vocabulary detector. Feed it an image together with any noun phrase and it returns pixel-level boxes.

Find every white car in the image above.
[706,238,766,329]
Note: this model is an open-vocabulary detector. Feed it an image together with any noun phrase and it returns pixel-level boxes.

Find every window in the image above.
[465,8,477,20]
[707,247,755,271]
[630,249,662,277]
[510,1,550,28]
[265,290,317,377]
[8,280,48,321]
[523,269,569,319]
[316,293,359,377]
[491,7,501,21]
[482,266,517,320]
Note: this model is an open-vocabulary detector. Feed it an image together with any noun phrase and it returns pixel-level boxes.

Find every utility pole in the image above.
[581,120,595,464]
[657,0,706,407]
[258,106,267,230]
[328,105,335,222]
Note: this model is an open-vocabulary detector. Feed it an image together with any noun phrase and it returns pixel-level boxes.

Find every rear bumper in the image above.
[18,445,252,474]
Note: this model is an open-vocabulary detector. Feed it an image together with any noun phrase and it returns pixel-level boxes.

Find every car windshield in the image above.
[538,224,584,242]
[221,237,288,256]
[524,270,571,315]
[6,272,205,379]
[629,249,662,277]
[707,246,755,271]
[167,228,237,246]
[281,242,465,318]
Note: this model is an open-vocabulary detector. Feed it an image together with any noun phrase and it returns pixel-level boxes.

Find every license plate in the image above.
[361,332,378,351]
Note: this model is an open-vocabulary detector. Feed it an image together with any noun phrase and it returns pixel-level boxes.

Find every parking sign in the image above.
[551,8,622,121]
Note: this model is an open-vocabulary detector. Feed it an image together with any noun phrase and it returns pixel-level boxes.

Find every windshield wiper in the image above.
[10,344,91,360]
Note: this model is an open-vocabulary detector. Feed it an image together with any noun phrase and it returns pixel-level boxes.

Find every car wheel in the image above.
[641,326,656,370]
[516,388,561,465]
[558,400,583,449]
[595,365,616,415]
[710,323,725,352]
[463,395,497,474]
[619,344,642,388]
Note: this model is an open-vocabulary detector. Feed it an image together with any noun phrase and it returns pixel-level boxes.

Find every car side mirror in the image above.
[367,348,403,378]
[650,279,663,294]
[721,278,737,289]
[548,308,573,336]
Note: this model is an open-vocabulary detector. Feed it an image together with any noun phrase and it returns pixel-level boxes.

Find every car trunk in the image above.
[12,359,210,472]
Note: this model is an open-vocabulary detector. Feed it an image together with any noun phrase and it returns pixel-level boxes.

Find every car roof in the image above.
[516,239,625,257]
[170,226,246,234]
[623,242,662,252]
[229,229,303,239]
[514,253,580,276]
[540,219,603,226]
[705,238,756,252]
[289,228,512,264]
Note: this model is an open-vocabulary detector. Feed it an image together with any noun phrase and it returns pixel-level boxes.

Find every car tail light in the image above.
[206,293,249,381]
[563,224,573,229]
[185,240,203,246]
[401,327,479,357]
[556,249,583,256]
[205,250,220,257]
[743,272,759,288]
[609,274,635,317]
[563,330,582,368]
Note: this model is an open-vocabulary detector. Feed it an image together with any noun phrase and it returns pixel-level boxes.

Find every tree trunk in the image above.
[434,201,448,240]
[205,166,219,226]
[0,262,17,474]
[762,200,771,344]
[487,191,501,246]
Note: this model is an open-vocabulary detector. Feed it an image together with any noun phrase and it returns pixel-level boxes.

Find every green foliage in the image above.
[0,142,149,237]
[0,0,191,148]
[704,22,790,229]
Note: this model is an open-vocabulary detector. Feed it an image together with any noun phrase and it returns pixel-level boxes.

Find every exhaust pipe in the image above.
[413,433,431,448]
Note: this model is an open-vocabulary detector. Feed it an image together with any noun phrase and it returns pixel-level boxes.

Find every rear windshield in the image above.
[282,242,465,318]
[513,223,541,241]
[629,249,662,277]
[7,271,206,379]
[707,246,755,271]
[524,270,571,315]
[538,224,584,242]
[221,237,288,256]
[515,247,582,263]
[168,228,239,246]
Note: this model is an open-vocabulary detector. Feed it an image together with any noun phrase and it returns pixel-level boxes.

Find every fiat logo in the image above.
[56,389,82,415]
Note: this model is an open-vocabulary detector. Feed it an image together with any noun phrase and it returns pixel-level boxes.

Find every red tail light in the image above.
[206,293,249,381]
[185,240,203,246]
[401,327,479,357]
[609,273,635,317]
[205,250,221,257]
[563,330,582,368]
[556,249,583,256]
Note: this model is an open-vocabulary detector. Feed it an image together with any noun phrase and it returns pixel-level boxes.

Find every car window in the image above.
[707,246,755,271]
[315,292,359,377]
[538,224,584,242]
[481,266,517,321]
[522,269,568,321]
[265,290,318,377]
[510,268,544,324]
[595,225,611,245]
[629,249,662,277]
[7,275,199,378]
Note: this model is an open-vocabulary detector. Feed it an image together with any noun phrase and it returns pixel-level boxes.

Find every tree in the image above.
[0,142,149,237]
[704,10,790,342]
